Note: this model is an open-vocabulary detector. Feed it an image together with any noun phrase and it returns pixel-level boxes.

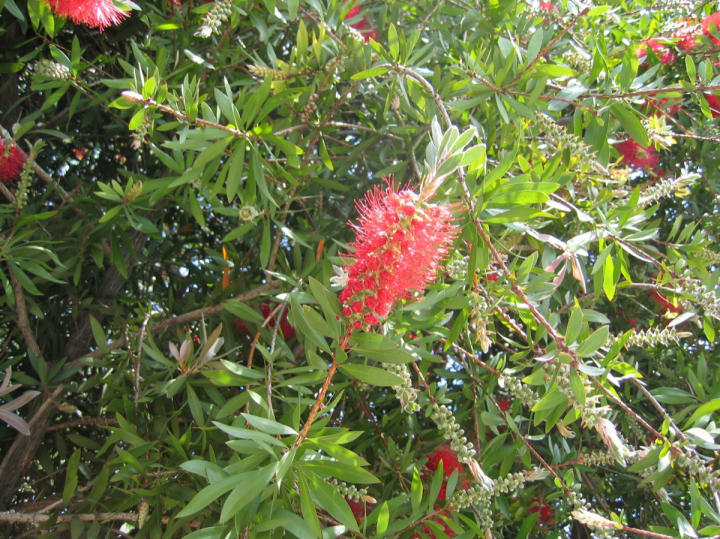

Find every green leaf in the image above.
[176,474,247,519]
[241,413,297,436]
[223,300,265,324]
[410,467,423,513]
[566,306,584,345]
[376,501,390,537]
[219,464,276,522]
[388,23,399,60]
[300,459,379,484]
[602,251,616,301]
[62,448,81,505]
[350,332,416,364]
[351,66,389,80]
[531,385,568,412]
[576,326,609,357]
[340,363,403,386]
[298,471,322,536]
[610,103,649,147]
[306,470,359,532]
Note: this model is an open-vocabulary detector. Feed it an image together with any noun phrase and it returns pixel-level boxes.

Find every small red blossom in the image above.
[702,12,720,46]
[530,497,554,525]
[539,2,553,12]
[487,272,499,282]
[649,290,683,314]
[234,302,296,340]
[47,0,128,31]
[339,178,457,333]
[345,4,378,43]
[0,141,26,185]
[705,93,720,118]
[346,497,367,524]
[497,396,511,411]
[644,97,682,117]
[426,446,465,478]
[615,138,661,175]
[636,40,675,66]
[673,24,700,51]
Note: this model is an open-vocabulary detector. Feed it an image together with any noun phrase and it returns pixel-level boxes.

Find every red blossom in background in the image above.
[424,446,469,501]
[644,97,682,117]
[47,0,128,31]
[0,140,26,185]
[539,2,553,12]
[673,24,700,51]
[702,12,720,46]
[530,497,554,525]
[234,302,296,340]
[345,4,378,43]
[339,178,457,333]
[705,93,720,118]
[649,290,683,314]
[615,138,661,175]
[636,40,675,65]
[346,497,367,524]
[497,396,511,411]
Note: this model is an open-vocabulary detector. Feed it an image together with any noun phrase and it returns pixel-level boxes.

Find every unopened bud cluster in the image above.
[622,327,690,348]
[195,0,232,38]
[582,449,622,468]
[469,292,493,353]
[499,374,539,408]
[562,51,592,72]
[673,452,720,493]
[572,509,621,532]
[248,65,292,81]
[430,402,476,461]
[698,247,720,266]
[329,478,369,502]
[386,363,419,413]
[446,255,468,281]
[680,277,720,320]
[13,156,33,209]
[638,171,698,208]
[34,59,71,80]
[450,485,492,529]
[534,113,601,169]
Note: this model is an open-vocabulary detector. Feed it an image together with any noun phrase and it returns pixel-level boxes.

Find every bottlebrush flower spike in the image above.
[702,12,720,46]
[615,138,661,175]
[47,0,129,31]
[338,177,458,332]
[0,140,26,185]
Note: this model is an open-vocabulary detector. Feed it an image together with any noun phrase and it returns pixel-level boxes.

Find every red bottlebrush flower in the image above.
[487,271,499,282]
[673,24,700,51]
[339,178,457,332]
[644,97,682,117]
[0,140,26,185]
[539,2,553,12]
[702,12,720,46]
[649,290,683,314]
[344,3,377,42]
[636,40,675,65]
[705,93,720,118]
[47,0,128,31]
[530,497,554,525]
[426,446,465,478]
[346,497,367,524]
[497,396,511,411]
[258,302,296,340]
[615,138,661,175]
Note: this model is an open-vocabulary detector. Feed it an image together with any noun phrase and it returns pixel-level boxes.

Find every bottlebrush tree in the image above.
[1,1,720,538]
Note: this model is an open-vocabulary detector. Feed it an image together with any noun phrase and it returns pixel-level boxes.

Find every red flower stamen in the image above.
[47,0,128,31]
[338,177,458,333]
[0,141,26,185]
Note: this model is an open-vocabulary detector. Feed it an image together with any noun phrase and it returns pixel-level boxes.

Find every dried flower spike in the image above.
[338,177,458,332]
